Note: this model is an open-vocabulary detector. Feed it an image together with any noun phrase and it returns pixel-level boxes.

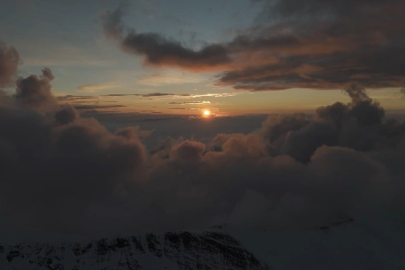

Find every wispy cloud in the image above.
[169,101,211,105]
[190,93,237,98]
[58,92,237,102]
[101,93,191,98]
[56,95,98,102]
[73,104,125,110]
[77,83,121,93]
[100,92,237,99]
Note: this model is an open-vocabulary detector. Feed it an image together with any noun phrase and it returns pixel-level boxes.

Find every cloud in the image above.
[15,68,57,111]
[54,104,79,125]
[102,93,191,98]
[54,92,231,115]
[61,93,234,100]
[142,93,190,98]
[72,104,126,111]
[170,140,206,164]
[0,74,148,236]
[103,1,405,90]
[190,93,237,98]
[101,4,231,72]
[101,0,127,40]
[222,0,405,90]
[169,101,210,105]
[77,83,120,93]
[116,126,154,140]
[0,41,19,88]
[2,46,405,236]
[57,95,98,102]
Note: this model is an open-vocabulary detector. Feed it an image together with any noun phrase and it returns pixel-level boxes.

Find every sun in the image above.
[203,110,211,117]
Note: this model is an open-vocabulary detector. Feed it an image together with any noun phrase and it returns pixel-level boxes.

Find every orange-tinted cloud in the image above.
[103,0,405,90]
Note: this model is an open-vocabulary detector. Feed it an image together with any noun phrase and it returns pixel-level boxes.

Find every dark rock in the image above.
[7,250,23,262]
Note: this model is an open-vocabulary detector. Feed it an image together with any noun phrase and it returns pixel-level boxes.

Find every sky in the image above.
[1,0,404,116]
[1,0,405,240]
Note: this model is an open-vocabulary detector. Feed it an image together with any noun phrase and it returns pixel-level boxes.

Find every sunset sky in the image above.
[1,0,404,116]
[1,0,405,245]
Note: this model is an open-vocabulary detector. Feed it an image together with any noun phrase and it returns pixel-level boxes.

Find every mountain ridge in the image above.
[0,230,269,270]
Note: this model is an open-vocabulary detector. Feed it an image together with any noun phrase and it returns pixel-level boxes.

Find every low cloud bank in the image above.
[1,42,405,236]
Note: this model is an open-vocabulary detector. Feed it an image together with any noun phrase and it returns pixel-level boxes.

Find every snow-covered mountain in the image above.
[1,220,405,270]
[0,230,268,270]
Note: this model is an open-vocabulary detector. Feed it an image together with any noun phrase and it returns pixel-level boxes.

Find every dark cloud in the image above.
[254,0,402,21]
[103,1,405,90]
[0,41,19,88]
[55,104,79,125]
[217,45,405,90]
[257,85,391,162]
[115,126,153,140]
[220,0,405,90]
[0,58,149,234]
[170,140,206,163]
[101,1,127,40]
[15,68,57,111]
[2,46,405,236]
[102,5,231,72]
[343,84,372,103]
[41,67,55,81]
[121,34,231,72]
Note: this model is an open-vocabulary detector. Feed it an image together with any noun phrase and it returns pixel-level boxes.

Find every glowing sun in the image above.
[203,110,211,117]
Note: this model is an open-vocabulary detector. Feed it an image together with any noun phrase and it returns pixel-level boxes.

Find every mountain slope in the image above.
[0,230,268,270]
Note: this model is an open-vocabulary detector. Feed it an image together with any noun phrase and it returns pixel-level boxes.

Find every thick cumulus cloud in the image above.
[15,68,57,111]
[0,57,148,235]
[103,1,405,90]
[257,85,391,162]
[2,47,405,236]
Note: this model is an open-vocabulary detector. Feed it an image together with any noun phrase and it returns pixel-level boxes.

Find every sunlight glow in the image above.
[203,110,211,117]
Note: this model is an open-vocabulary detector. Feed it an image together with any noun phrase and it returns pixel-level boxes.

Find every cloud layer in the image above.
[103,0,405,90]
[1,42,405,237]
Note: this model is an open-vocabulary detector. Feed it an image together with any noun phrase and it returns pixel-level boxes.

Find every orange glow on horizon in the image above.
[203,110,211,117]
